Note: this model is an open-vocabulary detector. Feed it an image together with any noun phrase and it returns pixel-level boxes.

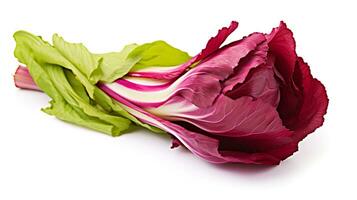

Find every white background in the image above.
[0,0,355,199]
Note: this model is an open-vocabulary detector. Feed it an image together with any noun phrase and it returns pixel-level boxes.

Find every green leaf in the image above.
[14,31,132,136]
[129,40,191,71]
[52,34,103,84]
[43,100,126,136]
[44,65,131,135]
[14,31,97,98]
[64,70,90,104]
[13,30,167,136]
[95,44,139,83]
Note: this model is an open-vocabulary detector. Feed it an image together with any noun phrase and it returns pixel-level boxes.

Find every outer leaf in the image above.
[43,100,126,135]
[225,56,280,107]
[95,44,139,82]
[13,65,164,135]
[100,84,295,165]
[52,34,102,84]
[128,21,238,80]
[222,41,269,93]
[14,31,132,136]
[44,65,131,134]
[147,95,288,137]
[129,40,191,71]
[14,31,97,98]
[107,33,267,109]
[65,70,90,103]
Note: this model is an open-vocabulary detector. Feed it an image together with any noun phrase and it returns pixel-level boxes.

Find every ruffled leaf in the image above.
[128,21,238,80]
